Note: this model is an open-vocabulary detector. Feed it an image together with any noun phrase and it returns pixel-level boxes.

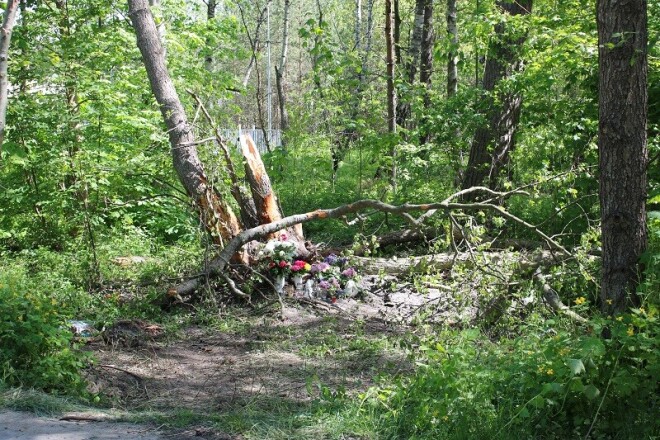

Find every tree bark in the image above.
[597,0,648,314]
[0,0,19,154]
[274,0,290,133]
[204,0,216,71]
[240,133,305,248]
[385,0,397,191]
[148,0,166,56]
[461,0,532,193]
[446,0,458,98]
[395,0,425,129]
[128,0,243,249]
[418,0,434,145]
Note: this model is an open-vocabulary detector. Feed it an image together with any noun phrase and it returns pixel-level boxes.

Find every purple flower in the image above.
[341,267,357,278]
[324,254,339,265]
[311,262,330,273]
[318,280,331,290]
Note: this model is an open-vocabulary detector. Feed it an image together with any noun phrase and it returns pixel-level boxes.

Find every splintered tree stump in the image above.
[240,134,307,255]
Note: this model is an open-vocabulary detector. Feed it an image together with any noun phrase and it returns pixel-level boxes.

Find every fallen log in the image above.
[169,187,571,298]
[350,249,574,275]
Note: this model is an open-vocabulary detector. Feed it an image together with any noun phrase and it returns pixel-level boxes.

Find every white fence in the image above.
[219,128,282,154]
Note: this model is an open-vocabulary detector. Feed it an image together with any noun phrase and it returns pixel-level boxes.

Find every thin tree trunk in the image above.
[393,0,402,65]
[364,0,375,73]
[128,0,243,250]
[0,0,19,154]
[418,0,434,145]
[396,0,425,129]
[238,2,269,88]
[446,0,458,98]
[204,0,216,71]
[385,0,397,191]
[461,0,532,193]
[597,0,648,314]
[274,0,290,133]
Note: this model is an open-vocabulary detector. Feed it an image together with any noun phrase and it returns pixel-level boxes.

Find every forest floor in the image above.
[5,275,468,439]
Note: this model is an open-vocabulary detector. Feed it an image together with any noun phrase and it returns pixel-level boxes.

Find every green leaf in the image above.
[567,358,585,376]
[583,384,600,400]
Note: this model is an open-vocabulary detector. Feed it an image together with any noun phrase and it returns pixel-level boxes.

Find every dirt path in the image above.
[0,410,164,440]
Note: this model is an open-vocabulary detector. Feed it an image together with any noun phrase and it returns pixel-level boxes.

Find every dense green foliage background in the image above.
[0,0,658,438]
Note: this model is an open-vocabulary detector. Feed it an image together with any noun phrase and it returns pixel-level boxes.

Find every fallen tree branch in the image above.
[171,189,570,297]
[533,268,587,323]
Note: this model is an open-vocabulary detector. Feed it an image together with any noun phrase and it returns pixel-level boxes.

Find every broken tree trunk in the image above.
[240,133,305,247]
[128,0,243,252]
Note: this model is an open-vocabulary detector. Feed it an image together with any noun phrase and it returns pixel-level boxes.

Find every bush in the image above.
[365,316,659,439]
[0,269,88,394]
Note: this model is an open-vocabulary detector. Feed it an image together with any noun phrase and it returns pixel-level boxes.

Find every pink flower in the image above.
[279,260,288,268]
[280,233,288,241]
[341,267,357,278]
[291,260,307,272]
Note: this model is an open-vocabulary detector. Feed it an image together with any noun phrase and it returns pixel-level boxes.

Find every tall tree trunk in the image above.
[597,0,648,314]
[128,0,243,249]
[385,0,397,191]
[238,2,270,88]
[204,0,216,71]
[148,0,166,56]
[461,0,532,192]
[396,0,425,129]
[418,0,434,145]
[0,0,19,154]
[364,0,375,73]
[446,0,458,98]
[274,0,290,133]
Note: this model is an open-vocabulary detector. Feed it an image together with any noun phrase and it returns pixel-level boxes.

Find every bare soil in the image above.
[9,276,465,439]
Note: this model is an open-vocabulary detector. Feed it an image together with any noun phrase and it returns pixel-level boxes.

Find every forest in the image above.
[0,0,658,438]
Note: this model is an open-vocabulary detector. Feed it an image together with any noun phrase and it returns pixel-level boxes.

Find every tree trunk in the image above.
[204,0,216,71]
[148,0,166,56]
[418,0,434,145]
[395,0,425,129]
[597,0,648,314]
[274,0,290,133]
[240,133,305,249]
[128,0,243,249]
[461,0,532,193]
[385,0,397,191]
[446,0,458,98]
[331,0,366,181]
[238,2,269,87]
[0,0,19,154]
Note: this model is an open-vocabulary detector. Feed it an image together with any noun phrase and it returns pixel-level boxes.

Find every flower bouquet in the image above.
[290,260,311,292]
[259,233,297,295]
